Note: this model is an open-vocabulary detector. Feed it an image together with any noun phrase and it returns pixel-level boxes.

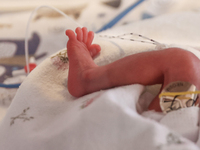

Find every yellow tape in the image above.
[159,91,200,98]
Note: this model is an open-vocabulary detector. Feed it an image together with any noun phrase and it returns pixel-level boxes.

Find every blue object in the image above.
[142,12,154,20]
[96,0,145,33]
[0,83,21,88]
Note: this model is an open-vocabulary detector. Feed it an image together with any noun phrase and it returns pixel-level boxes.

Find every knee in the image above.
[164,47,200,82]
[166,48,200,68]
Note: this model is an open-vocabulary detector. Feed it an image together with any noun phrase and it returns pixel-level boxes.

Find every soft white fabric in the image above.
[0,58,198,149]
[160,107,199,142]
[1,8,200,150]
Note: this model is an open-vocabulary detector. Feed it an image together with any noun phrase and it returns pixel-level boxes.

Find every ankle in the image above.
[67,67,97,97]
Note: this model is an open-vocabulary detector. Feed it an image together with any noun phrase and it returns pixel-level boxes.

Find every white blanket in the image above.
[0,9,200,150]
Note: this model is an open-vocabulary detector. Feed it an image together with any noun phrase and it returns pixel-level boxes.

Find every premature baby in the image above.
[65,27,200,112]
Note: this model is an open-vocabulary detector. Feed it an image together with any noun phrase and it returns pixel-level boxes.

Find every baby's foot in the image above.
[66,27,101,58]
[65,27,101,97]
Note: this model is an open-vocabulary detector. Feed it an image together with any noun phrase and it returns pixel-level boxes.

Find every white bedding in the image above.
[1,1,200,150]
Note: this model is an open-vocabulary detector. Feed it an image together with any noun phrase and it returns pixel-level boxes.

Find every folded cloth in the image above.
[0,70,198,149]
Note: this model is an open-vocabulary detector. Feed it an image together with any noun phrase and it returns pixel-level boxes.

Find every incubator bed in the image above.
[1,0,200,150]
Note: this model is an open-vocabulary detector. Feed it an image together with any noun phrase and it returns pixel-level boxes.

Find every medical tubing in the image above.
[98,33,162,45]
[0,83,21,88]
[96,0,145,33]
[25,5,82,74]
[0,5,82,88]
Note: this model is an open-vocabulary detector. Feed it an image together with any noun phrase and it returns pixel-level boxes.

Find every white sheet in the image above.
[0,8,200,150]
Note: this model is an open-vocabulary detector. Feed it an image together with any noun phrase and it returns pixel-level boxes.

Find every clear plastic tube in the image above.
[25,5,82,74]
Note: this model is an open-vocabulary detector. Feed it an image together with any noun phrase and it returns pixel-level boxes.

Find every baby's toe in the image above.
[82,27,88,43]
[89,44,101,58]
[75,27,83,42]
[65,29,76,40]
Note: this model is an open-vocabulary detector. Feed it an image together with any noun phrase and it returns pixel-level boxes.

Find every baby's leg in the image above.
[66,27,101,97]
[148,49,200,111]
[66,27,164,97]
[66,27,200,111]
